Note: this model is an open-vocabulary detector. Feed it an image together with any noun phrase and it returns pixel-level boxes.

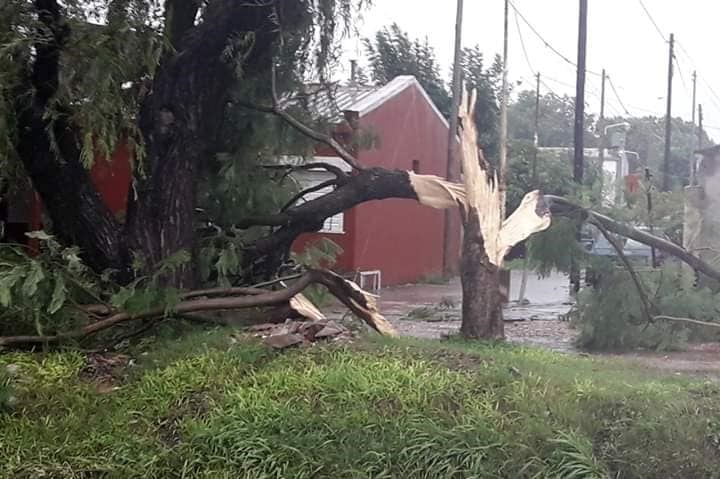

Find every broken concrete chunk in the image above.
[263,333,305,350]
[314,321,346,339]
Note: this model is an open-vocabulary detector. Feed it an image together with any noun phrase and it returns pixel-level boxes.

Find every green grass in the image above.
[1,331,720,478]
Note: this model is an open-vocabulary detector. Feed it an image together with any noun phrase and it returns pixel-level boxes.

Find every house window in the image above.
[294,171,345,234]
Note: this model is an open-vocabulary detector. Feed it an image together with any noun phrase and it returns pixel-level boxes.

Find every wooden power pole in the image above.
[698,103,704,149]
[662,33,674,191]
[571,0,588,294]
[498,0,510,217]
[517,72,541,303]
[442,0,464,276]
[692,71,697,125]
[598,68,606,192]
[573,0,588,184]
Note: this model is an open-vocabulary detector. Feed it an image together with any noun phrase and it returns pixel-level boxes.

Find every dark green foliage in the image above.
[526,217,587,277]
[461,46,502,160]
[364,23,451,117]
[0,232,100,337]
[0,233,190,337]
[574,264,720,351]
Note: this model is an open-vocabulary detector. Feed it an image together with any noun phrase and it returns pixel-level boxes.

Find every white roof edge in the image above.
[346,76,449,130]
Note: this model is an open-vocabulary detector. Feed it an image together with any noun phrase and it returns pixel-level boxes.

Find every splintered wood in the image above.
[409,88,551,266]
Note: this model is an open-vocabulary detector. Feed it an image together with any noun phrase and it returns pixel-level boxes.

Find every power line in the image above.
[514,10,535,76]
[636,0,667,42]
[675,40,720,120]
[508,0,601,77]
[607,76,631,116]
[674,57,689,95]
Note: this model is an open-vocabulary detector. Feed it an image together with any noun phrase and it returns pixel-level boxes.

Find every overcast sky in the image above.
[340,0,720,141]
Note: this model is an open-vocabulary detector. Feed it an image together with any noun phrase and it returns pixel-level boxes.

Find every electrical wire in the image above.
[508,0,601,77]
[607,76,631,116]
[514,10,535,76]
[637,0,667,42]
[674,57,690,95]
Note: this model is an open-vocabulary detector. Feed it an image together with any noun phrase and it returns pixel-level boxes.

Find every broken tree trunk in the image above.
[454,90,552,339]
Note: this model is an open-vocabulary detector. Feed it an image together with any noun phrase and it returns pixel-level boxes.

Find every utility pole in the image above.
[698,103,704,149]
[645,167,658,267]
[693,103,704,185]
[517,72,541,304]
[598,69,606,194]
[442,0,464,277]
[573,0,588,184]
[532,72,541,182]
[662,33,674,192]
[498,0,510,217]
[571,0,588,294]
[692,71,697,124]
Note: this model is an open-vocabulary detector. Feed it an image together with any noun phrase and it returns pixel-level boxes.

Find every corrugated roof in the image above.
[292,83,379,123]
[292,76,448,128]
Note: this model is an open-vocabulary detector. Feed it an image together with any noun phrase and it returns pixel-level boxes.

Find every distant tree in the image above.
[364,23,451,118]
[509,90,598,148]
[460,46,502,159]
[622,116,712,190]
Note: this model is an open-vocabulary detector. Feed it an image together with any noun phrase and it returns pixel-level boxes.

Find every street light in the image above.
[603,121,631,136]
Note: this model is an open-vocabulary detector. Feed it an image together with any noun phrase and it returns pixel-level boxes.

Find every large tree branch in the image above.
[239,167,417,232]
[262,162,350,183]
[546,195,720,284]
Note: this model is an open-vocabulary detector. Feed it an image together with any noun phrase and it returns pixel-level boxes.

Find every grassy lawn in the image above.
[1,331,719,478]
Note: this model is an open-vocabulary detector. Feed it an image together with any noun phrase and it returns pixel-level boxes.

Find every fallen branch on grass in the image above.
[0,269,395,347]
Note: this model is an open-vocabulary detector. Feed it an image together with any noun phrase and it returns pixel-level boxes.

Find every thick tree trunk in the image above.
[459,210,504,339]
[15,0,125,273]
[15,0,293,286]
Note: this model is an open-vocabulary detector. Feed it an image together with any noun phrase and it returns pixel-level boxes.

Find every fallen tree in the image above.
[0,269,394,347]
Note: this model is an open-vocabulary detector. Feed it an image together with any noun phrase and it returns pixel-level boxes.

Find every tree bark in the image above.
[16,0,125,273]
[125,0,287,286]
[459,209,504,339]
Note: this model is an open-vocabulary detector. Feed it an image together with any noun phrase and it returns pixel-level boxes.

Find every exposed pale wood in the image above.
[289,293,326,321]
[409,172,466,209]
[458,89,551,268]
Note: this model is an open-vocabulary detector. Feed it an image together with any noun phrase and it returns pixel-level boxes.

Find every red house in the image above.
[291,76,461,287]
